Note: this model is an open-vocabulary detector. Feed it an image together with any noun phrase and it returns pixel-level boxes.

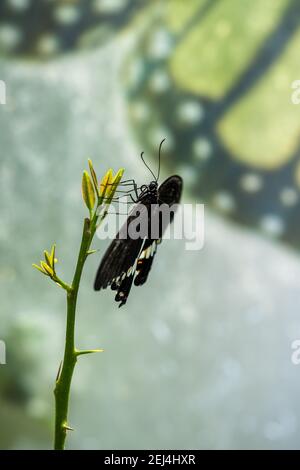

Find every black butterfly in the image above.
[94,143,183,307]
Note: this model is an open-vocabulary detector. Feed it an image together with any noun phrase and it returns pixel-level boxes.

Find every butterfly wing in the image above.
[94,193,155,306]
[94,176,183,306]
[125,5,300,249]
[134,175,183,287]
[94,197,151,290]
[134,238,160,286]
[158,175,183,207]
[0,0,148,59]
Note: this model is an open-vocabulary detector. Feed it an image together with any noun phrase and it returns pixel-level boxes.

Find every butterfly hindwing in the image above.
[113,267,138,308]
[134,238,160,287]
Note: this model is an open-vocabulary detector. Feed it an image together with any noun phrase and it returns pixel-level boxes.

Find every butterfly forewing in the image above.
[158,175,183,206]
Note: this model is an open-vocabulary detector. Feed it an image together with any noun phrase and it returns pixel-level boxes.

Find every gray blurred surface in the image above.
[1,37,300,449]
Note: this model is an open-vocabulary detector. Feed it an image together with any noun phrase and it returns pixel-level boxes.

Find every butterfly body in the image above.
[94,175,183,307]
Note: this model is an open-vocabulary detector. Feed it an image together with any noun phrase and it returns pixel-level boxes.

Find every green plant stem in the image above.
[54,215,97,450]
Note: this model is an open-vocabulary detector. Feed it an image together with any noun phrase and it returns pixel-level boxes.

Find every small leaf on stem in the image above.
[82,170,96,213]
[41,261,54,277]
[32,263,48,276]
[44,250,52,267]
[88,159,100,197]
[49,244,56,268]
[106,168,124,204]
[99,168,113,203]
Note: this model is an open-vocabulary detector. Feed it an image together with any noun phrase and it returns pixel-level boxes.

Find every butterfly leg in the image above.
[119,179,140,200]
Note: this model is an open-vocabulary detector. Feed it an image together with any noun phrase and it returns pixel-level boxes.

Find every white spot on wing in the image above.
[147,29,173,59]
[280,187,298,207]
[0,24,22,50]
[145,246,152,259]
[8,0,31,11]
[149,70,170,94]
[260,214,285,237]
[213,191,236,213]
[240,173,263,193]
[193,137,212,161]
[54,5,80,25]
[177,101,204,124]
[127,266,132,277]
[93,0,128,14]
[37,34,60,55]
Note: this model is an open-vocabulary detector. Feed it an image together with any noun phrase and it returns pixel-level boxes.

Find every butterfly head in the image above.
[140,180,158,196]
[149,181,158,191]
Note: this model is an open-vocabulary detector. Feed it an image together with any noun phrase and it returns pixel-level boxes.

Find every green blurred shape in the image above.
[169,0,289,99]
[218,27,300,169]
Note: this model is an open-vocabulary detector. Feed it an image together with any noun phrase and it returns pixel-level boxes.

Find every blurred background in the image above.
[1,0,300,450]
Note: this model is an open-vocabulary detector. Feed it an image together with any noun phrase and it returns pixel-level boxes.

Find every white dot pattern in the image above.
[177,101,204,124]
[260,214,285,237]
[149,70,170,94]
[7,0,31,11]
[148,29,173,60]
[0,24,22,50]
[37,34,60,55]
[93,0,128,14]
[240,173,263,193]
[193,138,212,161]
[213,191,236,213]
[54,5,80,25]
[280,188,298,207]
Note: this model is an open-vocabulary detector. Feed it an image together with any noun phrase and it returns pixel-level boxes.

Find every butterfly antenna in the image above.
[140,151,157,181]
[157,139,165,182]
